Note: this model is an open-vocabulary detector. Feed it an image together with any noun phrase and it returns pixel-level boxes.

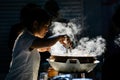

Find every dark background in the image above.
[0,0,120,80]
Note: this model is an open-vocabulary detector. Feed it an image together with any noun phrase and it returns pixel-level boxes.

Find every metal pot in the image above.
[49,56,97,63]
[47,56,99,73]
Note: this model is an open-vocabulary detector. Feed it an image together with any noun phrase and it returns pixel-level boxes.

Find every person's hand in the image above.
[37,47,50,52]
[58,35,72,48]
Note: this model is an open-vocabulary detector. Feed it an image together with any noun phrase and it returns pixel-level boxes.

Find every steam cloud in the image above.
[114,34,120,47]
[49,18,106,57]
[50,18,83,45]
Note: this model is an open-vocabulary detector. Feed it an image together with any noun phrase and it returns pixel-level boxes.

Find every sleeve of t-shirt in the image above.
[13,32,37,52]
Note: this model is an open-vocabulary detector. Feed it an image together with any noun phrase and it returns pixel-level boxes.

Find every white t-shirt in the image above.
[5,31,40,80]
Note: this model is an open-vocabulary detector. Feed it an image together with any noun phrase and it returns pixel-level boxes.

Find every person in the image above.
[5,4,71,80]
[6,3,40,79]
[102,5,120,80]
[8,3,39,54]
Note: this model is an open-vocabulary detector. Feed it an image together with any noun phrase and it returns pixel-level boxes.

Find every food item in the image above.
[47,67,58,78]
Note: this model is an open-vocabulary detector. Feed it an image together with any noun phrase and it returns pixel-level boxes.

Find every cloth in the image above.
[5,31,40,80]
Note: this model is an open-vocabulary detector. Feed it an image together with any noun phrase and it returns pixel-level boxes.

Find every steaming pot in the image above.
[47,55,100,73]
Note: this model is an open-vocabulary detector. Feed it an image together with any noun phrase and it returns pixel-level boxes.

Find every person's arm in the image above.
[31,35,66,49]
[37,47,50,52]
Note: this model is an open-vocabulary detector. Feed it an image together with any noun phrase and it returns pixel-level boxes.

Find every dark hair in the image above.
[22,7,51,32]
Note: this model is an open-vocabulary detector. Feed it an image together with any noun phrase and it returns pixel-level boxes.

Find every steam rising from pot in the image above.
[49,18,106,57]
[114,34,120,47]
[50,18,83,46]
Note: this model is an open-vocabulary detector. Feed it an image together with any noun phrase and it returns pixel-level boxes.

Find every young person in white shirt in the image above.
[5,5,71,80]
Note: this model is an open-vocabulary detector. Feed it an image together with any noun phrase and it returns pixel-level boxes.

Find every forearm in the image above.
[31,37,59,48]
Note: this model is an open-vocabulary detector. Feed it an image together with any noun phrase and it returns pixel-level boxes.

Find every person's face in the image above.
[38,23,49,38]
[33,20,51,38]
